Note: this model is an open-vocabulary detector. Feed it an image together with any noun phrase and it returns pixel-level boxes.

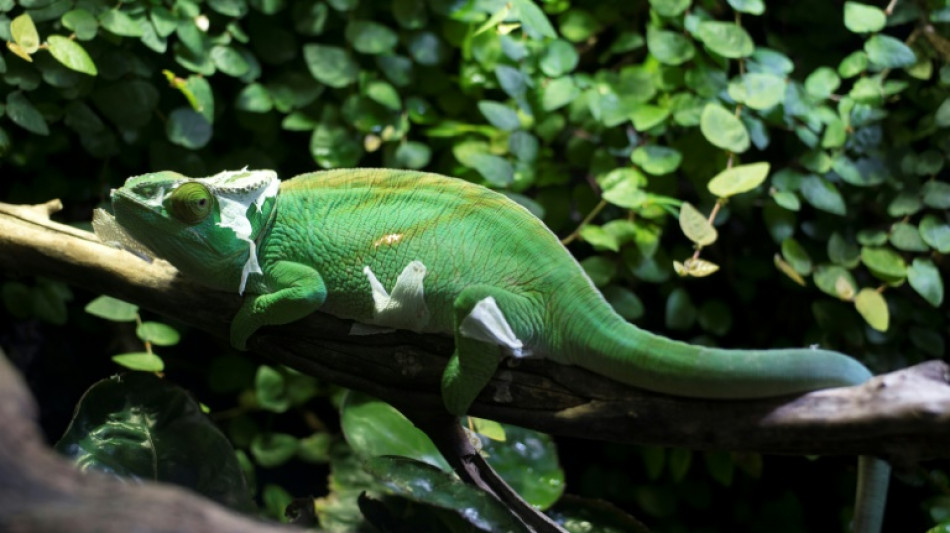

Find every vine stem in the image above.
[561,199,607,245]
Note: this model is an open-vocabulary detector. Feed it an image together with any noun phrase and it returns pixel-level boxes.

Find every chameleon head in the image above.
[110,169,280,293]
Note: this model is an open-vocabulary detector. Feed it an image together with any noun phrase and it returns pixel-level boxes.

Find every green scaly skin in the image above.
[102,168,889,533]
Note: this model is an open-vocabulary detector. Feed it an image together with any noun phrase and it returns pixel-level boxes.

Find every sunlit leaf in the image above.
[854,288,889,331]
[707,162,769,198]
[678,202,717,246]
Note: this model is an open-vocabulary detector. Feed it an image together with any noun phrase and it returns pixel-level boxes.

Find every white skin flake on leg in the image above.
[358,261,431,332]
[458,296,529,358]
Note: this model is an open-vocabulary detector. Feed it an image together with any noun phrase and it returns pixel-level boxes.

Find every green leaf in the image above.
[700,104,750,153]
[814,265,857,300]
[889,222,929,252]
[136,322,180,346]
[665,287,696,330]
[55,374,252,511]
[46,35,97,75]
[844,2,886,33]
[804,67,840,99]
[478,100,520,131]
[303,44,358,87]
[630,104,670,131]
[346,20,398,55]
[860,246,907,282]
[559,8,599,42]
[781,238,812,275]
[679,202,717,246]
[923,181,950,209]
[235,83,272,113]
[463,152,514,186]
[728,0,764,15]
[698,300,733,335]
[919,215,950,253]
[511,0,557,39]
[392,141,431,169]
[854,288,888,331]
[728,73,786,110]
[366,80,401,111]
[99,9,146,38]
[364,456,530,532]
[407,31,447,66]
[6,91,49,135]
[11,13,40,53]
[772,190,801,211]
[707,162,769,198]
[838,50,869,78]
[649,0,691,17]
[936,97,950,127]
[310,123,363,168]
[112,352,165,372]
[210,45,250,77]
[865,34,916,69]
[255,365,290,412]
[603,285,645,320]
[599,167,648,209]
[166,108,212,149]
[541,76,578,111]
[631,145,682,175]
[696,21,754,59]
[799,174,846,215]
[539,39,578,77]
[392,0,426,29]
[341,392,450,470]
[478,424,564,509]
[85,295,138,321]
[579,225,620,252]
[251,432,298,467]
[908,258,944,307]
[581,256,617,287]
[646,27,695,66]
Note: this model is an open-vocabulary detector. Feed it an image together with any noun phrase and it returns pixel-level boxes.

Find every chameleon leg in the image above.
[441,285,533,416]
[230,260,327,350]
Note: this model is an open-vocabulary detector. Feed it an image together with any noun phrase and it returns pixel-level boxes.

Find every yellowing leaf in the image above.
[470,417,506,442]
[708,162,770,198]
[774,254,806,286]
[854,288,889,331]
[835,275,856,300]
[679,202,717,246]
[11,13,40,54]
[6,41,33,62]
[674,258,720,278]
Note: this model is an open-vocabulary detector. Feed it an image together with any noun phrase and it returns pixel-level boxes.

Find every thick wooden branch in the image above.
[2,202,950,466]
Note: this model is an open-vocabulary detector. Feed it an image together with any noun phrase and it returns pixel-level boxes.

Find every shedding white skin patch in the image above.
[191,169,279,294]
[458,296,529,358]
[353,261,431,333]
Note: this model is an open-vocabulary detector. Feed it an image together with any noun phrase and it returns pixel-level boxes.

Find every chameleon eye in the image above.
[166,182,214,225]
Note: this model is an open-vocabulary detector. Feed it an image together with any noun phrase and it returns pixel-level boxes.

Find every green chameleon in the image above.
[95,168,889,532]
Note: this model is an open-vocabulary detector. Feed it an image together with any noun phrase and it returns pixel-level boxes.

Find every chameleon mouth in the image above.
[92,208,157,262]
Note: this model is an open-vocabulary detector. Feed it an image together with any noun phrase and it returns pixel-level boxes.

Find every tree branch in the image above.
[2,202,950,466]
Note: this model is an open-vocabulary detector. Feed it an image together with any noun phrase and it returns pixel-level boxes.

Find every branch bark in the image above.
[2,202,950,467]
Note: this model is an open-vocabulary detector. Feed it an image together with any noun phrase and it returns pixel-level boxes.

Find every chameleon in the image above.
[96,167,889,532]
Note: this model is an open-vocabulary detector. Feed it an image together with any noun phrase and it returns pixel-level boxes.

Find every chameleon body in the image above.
[100,168,888,532]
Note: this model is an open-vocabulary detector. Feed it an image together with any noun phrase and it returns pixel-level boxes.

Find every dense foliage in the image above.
[1,0,948,531]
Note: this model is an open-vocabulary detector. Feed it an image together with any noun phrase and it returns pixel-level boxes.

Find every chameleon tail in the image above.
[563,305,887,533]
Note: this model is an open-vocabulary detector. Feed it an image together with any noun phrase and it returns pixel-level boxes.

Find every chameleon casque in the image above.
[97,168,889,532]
